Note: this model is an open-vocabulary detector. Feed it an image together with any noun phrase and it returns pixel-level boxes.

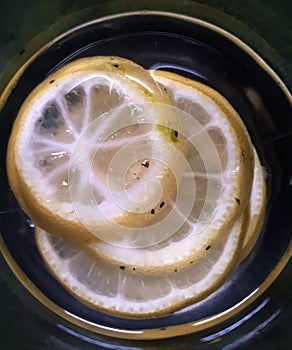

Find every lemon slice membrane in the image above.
[7,57,186,243]
[35,209,246,318]
[68,102,191,245]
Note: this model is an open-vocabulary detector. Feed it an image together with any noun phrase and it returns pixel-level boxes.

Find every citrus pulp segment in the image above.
[6,56,186,243]
[35,210,246,318]
[81,70,255,273]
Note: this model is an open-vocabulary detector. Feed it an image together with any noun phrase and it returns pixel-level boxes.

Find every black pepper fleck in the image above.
[206,245,211,251]
[49,79,55,84]
[151,209,155,215]
[141,160,150,168]
[160,201,165,208]
[235,198,240,205]
[119,266,125,270]
[174,130,178,137]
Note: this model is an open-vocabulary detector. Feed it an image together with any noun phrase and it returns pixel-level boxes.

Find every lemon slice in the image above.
[80,70,254,273]
[6,57,185,243]
[79,148,265,272]
[239,150,266,261]
[35,209,247,318]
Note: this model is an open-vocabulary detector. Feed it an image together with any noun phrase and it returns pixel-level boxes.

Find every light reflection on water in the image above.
[200,298,270,343]
[149,63,206,81]
[222,309,281,350]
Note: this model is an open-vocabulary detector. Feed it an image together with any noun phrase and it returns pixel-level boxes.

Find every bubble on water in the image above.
[26,218,35,228]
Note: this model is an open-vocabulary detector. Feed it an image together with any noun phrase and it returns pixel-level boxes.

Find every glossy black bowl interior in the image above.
[0,13,291,332]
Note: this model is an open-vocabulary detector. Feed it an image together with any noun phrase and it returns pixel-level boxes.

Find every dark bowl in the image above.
[0,2,291,349]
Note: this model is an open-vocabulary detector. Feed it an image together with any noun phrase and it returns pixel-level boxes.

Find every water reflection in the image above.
[200,298,270,343]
